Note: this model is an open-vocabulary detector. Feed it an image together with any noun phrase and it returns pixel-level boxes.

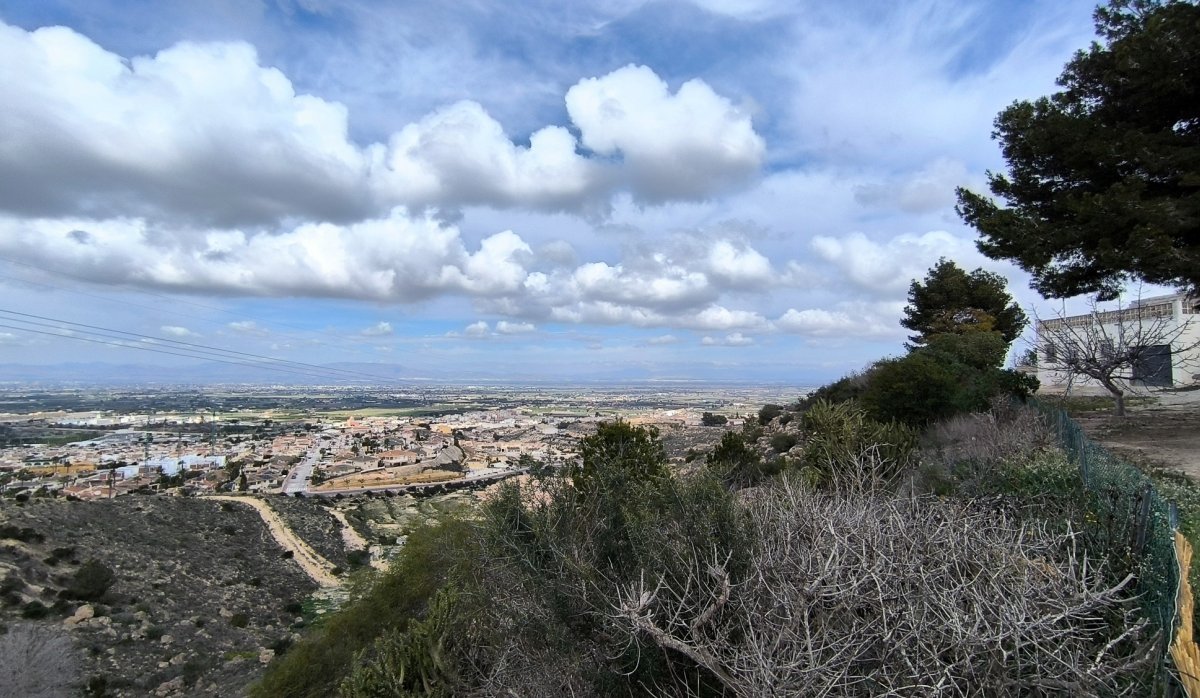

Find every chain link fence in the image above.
[1036,400,1182,687]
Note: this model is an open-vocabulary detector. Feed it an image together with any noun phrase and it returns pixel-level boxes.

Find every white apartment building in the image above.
[1036,292,1199,392]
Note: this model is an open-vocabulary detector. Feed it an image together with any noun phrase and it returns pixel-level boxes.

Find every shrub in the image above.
[769,432,798,453]
[796,371,870,411]
[758,404,784,424]
[253,518,475,698]
[64,560,116,602]
[858,353,964,427]
[571,420,668,496]
[708,430,782,488]
[607,480,1154,696]
[20,600,49,619]
[700,412,727,426]
[229,613,249,628]
[0,525,44,543]
[800,400,917,488]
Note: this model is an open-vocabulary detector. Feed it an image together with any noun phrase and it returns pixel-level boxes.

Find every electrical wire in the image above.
[0,321,374,382]
[0,308,398,383]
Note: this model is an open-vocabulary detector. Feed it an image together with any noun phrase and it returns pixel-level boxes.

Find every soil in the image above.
[1070,390,1200,480]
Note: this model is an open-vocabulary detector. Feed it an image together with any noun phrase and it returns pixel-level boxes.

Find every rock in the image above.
[154,676,183,696]
[160,634,174,644]
[259,648,275,664]
[65,603,95,625]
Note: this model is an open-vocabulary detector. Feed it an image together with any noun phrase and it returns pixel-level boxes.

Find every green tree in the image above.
[571,420,667,495]
[956,0,1200,299]
[900,258,1027,347]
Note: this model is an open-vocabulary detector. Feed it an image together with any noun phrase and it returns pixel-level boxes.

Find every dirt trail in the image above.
[209,495,340,587]
[329,508,388,571]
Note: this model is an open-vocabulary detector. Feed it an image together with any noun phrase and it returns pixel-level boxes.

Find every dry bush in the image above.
[919,399,1054,495]
[0,622,80,697]
[613,478,1155,697]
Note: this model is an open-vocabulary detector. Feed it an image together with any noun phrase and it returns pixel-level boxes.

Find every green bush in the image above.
[571,420,668,496]
[64,560,115,602]
[769,432,798,453]
[758,404,784,425]
[253,518,474,698]
[796,371,870,411]
[708,430,782,488]
[858,353,964,427]
[800,400,917,487]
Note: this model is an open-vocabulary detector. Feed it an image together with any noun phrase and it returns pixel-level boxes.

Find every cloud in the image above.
[704,240,773,289]
[0,211,532,302]
[495,320,535,334]
[159,325,198,338]
[776,301,906,340]
[227,320,268,335]
[0,22,764,224]
[701,332,755,346]
[646,334,679,345]
[0,331,21,346]
[463,321,490,338]
[853,158,974,214]
[810,230,982,295]
[566,64,765,203]
[360,321,393,336]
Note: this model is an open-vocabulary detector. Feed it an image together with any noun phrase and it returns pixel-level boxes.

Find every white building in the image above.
[1036,292,1199,392]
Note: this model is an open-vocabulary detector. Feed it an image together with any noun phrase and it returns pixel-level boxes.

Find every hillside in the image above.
[0,496,317,696]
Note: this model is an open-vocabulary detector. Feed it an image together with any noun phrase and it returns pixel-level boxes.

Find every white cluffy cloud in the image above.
[360,322,393,336]
[0,211,531,302]
[159,325,198,338]
[701,332,755,346]
[0,22,765,224]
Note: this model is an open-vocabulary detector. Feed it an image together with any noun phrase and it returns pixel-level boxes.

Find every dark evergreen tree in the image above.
[900,258,1026,347]
[956,0,1200,299]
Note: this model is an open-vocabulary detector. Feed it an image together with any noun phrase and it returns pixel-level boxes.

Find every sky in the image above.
[0,0,1132,385]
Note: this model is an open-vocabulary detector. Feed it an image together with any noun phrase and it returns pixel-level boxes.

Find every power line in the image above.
[0,254,381,344]
[0,308,398,383]
[0,322,366,382]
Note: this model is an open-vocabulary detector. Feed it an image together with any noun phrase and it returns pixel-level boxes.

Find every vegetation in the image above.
[699,412,727,426]
[956,0,1200,298]
[901,258,1027,346]
[63,560,116,602]
[253,257,1177,695]
[256,403,1161,695]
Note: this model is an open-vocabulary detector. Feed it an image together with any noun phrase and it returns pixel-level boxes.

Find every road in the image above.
[281,447,320,495]
[209,495,340,587]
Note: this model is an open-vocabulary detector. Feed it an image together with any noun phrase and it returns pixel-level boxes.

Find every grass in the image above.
[1037,393,1156,413]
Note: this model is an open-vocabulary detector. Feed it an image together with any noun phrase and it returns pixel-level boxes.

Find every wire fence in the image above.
[1036,400,1181,685]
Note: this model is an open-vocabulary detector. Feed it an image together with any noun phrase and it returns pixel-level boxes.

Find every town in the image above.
[0,385,796,501]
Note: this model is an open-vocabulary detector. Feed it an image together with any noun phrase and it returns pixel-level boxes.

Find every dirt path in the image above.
[1069,390,1200,480]
[209,495,340,587]
[329,508,388,571]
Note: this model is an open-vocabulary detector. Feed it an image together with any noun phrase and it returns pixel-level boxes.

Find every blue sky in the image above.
[0,0,1118,384]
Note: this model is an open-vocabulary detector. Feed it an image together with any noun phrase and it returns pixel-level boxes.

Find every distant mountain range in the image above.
[0,361,817,387]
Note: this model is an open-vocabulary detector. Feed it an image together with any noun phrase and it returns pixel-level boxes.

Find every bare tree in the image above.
[0,623,80,698]
[1035,294,1200,416]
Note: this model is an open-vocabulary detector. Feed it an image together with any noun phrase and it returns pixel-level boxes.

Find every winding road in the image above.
[209,495,341,587]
